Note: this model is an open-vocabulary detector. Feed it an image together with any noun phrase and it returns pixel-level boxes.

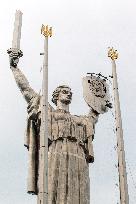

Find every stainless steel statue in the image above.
[7,48,111,204]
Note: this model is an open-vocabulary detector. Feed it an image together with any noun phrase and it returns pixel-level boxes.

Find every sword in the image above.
[7,10,23,66]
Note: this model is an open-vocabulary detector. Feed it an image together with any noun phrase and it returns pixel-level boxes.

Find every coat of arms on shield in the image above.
[82,73,112,114]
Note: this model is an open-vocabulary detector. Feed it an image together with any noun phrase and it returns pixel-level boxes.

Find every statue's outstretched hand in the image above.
[7,48,23,68]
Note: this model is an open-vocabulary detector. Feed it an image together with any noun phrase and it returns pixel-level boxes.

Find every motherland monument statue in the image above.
[7,10,112,204]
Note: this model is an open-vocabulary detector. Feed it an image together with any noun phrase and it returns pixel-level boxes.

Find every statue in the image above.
[7,48,110,204]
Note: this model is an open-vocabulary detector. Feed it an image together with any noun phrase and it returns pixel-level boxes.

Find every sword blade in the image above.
[12,10,23,49]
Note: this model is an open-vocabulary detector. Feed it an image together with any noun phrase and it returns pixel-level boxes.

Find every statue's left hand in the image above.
[7,48,23,68]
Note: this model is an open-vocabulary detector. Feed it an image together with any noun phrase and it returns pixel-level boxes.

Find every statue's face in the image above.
[58,87,72,105]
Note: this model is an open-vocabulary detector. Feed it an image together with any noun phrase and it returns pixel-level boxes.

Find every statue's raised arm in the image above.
[82,74,112,163]
[7,48,38,103]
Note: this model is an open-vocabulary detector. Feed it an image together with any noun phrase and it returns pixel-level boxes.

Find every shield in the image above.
[82,74,111,114]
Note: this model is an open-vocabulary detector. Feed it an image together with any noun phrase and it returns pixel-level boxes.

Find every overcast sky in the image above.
[0,0,136,203]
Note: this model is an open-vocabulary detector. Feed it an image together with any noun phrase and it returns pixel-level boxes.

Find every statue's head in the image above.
[52,85,72,106]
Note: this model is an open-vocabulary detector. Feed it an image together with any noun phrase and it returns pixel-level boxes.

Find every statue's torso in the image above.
[36,108,92,144]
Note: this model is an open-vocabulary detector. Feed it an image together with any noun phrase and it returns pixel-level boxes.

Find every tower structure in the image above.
[38,25,52,204]
[108,48,129,204]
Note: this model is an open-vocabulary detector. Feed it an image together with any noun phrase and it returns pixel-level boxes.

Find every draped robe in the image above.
[10,66,99,204]
[24,95,98,204]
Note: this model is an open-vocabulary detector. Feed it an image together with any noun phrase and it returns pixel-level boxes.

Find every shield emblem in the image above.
[82,74,111,114]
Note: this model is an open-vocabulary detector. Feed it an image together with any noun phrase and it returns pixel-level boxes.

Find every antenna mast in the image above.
[38,25,52,204]
[108,48,129,204]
